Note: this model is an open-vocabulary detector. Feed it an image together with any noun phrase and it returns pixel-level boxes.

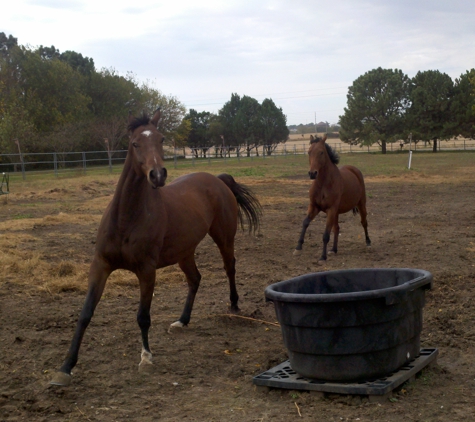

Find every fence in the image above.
[1,138,474,179]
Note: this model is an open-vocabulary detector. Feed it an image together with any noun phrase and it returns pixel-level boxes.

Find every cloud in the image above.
[3,0,475,124]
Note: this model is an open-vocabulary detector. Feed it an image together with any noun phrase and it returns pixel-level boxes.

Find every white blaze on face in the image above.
[142,130,152,137]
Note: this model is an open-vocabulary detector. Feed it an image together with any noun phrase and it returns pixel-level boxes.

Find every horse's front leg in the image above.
[330,218,340,254]
[50,256,112,386]
[137,267,157,372]
[293,204,319,255]
[169,255,201,331]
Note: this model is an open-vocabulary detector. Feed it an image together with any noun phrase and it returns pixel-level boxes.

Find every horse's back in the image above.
[166,172,236,203]
[163,172,238,228]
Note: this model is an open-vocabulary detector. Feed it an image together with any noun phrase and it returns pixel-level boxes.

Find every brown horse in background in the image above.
[50,109,261,386]
[294,134,370,263]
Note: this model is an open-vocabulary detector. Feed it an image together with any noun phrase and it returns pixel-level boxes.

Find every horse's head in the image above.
[128,108,167,189]
[307,134,327,179]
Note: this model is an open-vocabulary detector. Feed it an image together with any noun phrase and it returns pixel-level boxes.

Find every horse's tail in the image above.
[217,173,262,234]
[352,207,359,216]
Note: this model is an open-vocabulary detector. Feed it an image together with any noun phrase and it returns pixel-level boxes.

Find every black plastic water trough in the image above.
[265,268,433,382]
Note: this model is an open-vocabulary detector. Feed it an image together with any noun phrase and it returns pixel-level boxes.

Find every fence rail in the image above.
[1,139,474,179]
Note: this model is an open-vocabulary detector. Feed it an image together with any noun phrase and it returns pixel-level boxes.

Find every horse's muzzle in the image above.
[148,167,167,189]
[309,171,317,180]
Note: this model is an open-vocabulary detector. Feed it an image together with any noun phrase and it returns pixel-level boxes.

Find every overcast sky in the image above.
[3,0,475,125]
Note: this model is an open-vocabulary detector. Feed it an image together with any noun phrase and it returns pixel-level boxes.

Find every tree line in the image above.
[339,67,475,153]
[0,33,188,159]
[0,33,289,161]
[2,32,474,160]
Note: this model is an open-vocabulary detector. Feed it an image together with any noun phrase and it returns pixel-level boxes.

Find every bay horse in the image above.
[293,134,370,263]
[50,109,261,386]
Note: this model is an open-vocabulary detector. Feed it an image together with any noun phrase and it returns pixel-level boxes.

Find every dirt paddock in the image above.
[1,157,475,421]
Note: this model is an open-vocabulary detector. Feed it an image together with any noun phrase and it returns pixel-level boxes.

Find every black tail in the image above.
[217,173,262,234]
[352,207,359,216]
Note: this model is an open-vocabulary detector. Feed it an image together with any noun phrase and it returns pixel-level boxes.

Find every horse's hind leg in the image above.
[170,254,202,330]
[358,200,371,246]
[294,204,319,255]
[209,229,239,313]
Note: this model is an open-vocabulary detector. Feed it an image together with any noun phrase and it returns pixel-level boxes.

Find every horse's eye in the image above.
[132,142,139,148]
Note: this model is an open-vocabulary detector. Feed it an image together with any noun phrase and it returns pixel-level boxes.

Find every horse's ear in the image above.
[309,135,314,144]
[151,108,161,127]
[321,134,327,142]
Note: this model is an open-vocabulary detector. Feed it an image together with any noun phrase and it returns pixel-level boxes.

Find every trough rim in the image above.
[265,268,433,304]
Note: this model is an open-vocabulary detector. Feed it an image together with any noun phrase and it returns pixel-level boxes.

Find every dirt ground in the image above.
[1,167,475,421]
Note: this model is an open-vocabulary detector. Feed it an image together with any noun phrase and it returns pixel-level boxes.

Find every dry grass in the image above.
[2,152,475,294]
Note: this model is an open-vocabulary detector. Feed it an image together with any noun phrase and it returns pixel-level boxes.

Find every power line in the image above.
[183,89,347,108]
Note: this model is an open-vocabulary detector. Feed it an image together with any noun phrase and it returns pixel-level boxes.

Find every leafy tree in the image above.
[185,109,214,157]
[407,70,454,152]
[60,50,95,76]
[218,93,242,147]
[0,32,18,57]
[449,69,475,139]
[233,95,262,156]
[137,84,186,141]
[18,48,91,134]
[35,45,61,60]
[172,118,192,155]
[260,98,289,155]
[87,68,139,118]
[339,67,410,153]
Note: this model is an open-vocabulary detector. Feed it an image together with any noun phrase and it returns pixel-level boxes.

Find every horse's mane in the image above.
[128,113,151,132]
[310,136,340,165]
[325,143,340,165]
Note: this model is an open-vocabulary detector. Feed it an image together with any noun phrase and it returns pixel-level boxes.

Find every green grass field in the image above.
[4,150,475,194]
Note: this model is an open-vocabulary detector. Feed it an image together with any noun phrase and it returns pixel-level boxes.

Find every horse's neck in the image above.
[317,162,339,185]
[108,160,162,231]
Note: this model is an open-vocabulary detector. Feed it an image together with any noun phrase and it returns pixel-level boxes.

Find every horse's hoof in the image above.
[293,249,302,256]
[168,320,185,333]
[317,260,326,266]
[229,305,240,314]
[138,360,154,373]
[49,371,71,387]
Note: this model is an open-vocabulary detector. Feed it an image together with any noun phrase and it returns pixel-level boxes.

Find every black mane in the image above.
[325,143,340,165]
[311,136,340,165]
[128,113,151,132]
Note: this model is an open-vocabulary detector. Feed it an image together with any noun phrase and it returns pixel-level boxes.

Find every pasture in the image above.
[1,151,475,421]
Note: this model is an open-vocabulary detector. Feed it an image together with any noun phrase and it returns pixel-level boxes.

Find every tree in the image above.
[185,109,215,157]
[218,93,242,147]
[0,32,18,57]
[339,67,410,153]
[233,95,262,156]
[449,69,475,140]
[260,98,289,155]
[133,81,187,143]
[172,118,192,155]
[407,70,454,152]
[18,49,91,134]
[60,50,95,76]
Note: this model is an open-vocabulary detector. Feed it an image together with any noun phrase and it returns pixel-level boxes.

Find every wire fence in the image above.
[1,138,474,180]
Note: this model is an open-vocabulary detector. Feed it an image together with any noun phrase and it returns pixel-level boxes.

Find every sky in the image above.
[3,0,475,126]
